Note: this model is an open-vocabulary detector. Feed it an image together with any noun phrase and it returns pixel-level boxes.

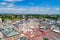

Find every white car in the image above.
[40,26,46,30]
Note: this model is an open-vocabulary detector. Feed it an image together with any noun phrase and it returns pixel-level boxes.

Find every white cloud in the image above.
[0,7,60,14]
[3,0,24,2]
[55,8,60,10]
[0,2,15,8]
[7,3,15,8]
[0,2,7,5]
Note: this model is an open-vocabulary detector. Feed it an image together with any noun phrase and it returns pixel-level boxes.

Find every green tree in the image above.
[43,38,49,40]
[0,38,1,40]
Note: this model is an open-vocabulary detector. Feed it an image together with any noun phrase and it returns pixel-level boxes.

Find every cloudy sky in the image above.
[0,0,60,14]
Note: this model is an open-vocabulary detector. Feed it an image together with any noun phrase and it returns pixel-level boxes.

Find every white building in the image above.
[0,32,3,38]
[0,18,2,23]
[0,18,3,29]
[51,25,60,33]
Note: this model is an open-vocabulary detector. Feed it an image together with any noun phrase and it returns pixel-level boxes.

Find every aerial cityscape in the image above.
[0,0,60,40]
[0,14,60,40]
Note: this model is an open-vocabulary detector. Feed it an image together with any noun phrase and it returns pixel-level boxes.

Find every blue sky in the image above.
[0,0,60,14]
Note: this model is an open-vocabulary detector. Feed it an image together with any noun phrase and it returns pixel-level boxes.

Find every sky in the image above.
[0,0,60,14]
